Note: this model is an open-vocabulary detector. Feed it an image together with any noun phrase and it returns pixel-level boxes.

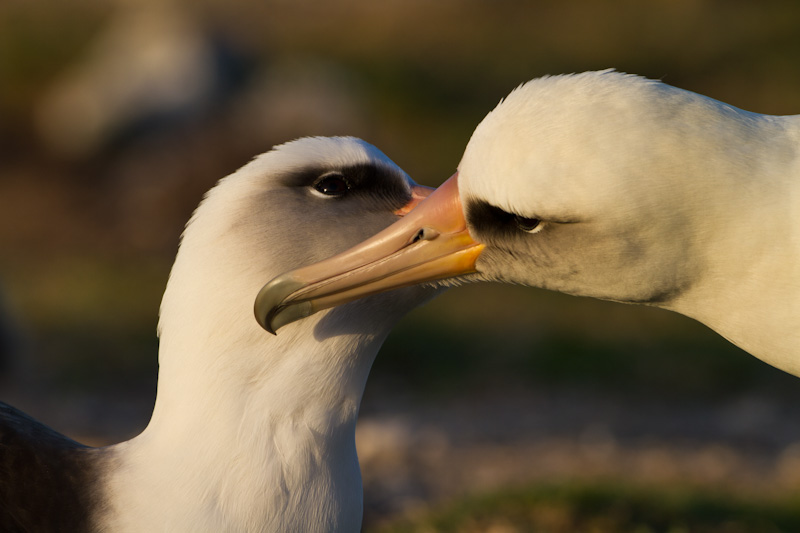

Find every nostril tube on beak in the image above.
[411,227,440,244]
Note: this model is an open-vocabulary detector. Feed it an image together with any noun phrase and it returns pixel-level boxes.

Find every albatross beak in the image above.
[255,174,485,333]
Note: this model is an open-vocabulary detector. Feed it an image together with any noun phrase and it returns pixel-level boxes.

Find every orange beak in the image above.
[254,174,485,333]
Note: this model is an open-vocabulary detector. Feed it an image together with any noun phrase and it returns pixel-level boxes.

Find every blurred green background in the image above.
[1,1,800,531]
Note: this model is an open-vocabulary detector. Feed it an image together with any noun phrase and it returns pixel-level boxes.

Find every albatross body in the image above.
[0,137,435,532]
[257,71,800,376]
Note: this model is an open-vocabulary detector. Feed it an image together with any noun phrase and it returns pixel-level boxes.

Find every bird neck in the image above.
[667,117,800,373]
[670,241,800,375]
[98,237,387,531]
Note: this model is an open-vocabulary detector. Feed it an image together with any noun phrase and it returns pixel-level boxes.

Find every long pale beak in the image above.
[255,174,484,333]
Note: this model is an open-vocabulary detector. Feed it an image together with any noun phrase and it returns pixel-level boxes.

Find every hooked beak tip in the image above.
[254,274,309,334]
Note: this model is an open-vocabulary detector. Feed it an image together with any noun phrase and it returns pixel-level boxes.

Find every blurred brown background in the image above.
[2,1,800,530]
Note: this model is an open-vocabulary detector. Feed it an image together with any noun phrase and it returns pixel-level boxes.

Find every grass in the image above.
[371,481,800,533]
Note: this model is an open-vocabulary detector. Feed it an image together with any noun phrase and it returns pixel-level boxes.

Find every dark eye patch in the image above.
[465,199,547,239]
[281,163,412,213]
[466,200,520,238]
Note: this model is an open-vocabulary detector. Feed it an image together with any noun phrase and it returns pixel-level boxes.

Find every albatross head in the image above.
[159,136,437,364]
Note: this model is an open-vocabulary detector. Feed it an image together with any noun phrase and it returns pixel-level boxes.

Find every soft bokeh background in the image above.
[2,1,800,531]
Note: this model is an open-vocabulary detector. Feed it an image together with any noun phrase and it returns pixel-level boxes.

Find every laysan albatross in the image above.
[0,137,436,532]
[257,70,800,377]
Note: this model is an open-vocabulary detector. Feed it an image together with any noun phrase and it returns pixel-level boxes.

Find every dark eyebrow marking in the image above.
[465,199,581,232]
[280,162,412,212]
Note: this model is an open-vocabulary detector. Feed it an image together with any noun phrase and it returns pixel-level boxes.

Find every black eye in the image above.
[514,215,541,232]
[313,173,350,196]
